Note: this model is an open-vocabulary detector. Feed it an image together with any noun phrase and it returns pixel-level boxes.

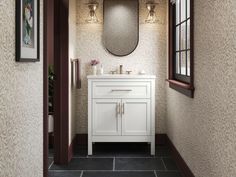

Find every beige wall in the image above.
[166,0,236,177]
[74,0,168,134]
[0,0,43,177]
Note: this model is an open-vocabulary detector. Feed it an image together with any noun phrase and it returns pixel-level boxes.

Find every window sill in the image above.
[166,79,194,98]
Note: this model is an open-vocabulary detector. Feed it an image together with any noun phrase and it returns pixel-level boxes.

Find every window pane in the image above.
[187,51,190,76]
[180,22,186,50]
[176,0,180,24]
[187,20,190,49]
[181,52,186,75]
[176,52,180,74]
[181,0,186,22]
[176,26,179,51]
[187,0,190,18]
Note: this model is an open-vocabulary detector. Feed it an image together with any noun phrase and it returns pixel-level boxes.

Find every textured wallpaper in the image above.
[166,0,236,177]
[0,0,43,177]
[73,0,168,134]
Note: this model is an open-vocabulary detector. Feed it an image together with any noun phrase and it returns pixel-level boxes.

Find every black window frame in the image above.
[168,0,194,98]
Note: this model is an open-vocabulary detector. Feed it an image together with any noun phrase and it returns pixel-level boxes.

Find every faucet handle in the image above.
[110,70,117,74]
[126,71,132,75]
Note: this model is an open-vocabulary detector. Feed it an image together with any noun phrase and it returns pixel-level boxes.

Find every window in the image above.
[168,0,194,98]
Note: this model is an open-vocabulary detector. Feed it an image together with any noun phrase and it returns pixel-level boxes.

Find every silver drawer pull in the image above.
[117,103,121,115]
[111,89,132,92]
[122,103,125,114]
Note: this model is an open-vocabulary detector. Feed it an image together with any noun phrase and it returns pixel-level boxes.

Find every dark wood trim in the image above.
[168,2,174,80]
[168,0,195,98]
[155,134,168,145]
[54,0,70,164]
[167,136,195,177]
[170,82,194,97]
[48,132,54,149]
[68,136,77,161]
[190,0,195,96]
[43,0,48,176]
[166,79,193,90]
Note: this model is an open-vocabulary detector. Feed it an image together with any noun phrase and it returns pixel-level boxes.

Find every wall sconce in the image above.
[85,1,99,23]
[145,1,158,23]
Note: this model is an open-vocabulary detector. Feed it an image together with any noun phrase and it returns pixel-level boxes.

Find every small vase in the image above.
[92,65,97,75]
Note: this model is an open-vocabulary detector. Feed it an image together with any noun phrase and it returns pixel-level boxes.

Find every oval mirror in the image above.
[103,0,139,56]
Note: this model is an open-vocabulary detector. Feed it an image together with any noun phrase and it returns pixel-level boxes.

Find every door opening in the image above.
[43,0,70,176]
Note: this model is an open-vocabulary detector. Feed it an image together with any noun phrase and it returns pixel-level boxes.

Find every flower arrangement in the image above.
[90,59,100,66]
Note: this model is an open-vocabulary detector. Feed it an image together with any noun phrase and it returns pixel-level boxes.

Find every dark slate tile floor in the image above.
[48,143,183,177]
[83,171,156,177]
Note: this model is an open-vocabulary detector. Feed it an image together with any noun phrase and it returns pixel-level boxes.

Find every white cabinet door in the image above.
[93,99,121,136]
[121,99,150,136]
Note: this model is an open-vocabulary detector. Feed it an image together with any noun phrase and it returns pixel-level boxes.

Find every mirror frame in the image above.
[103,0,139,57]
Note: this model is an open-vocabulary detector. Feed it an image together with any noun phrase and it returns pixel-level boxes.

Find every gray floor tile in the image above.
[48,171,81,177]
[48,158,54,168]
[162,158,179,171]
[115,158,165,170]
[50,158,113,170]
[82,171,156,177]
[155,171,183,177]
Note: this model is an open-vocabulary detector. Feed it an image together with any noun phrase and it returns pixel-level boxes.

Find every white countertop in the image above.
[87,74,156,79]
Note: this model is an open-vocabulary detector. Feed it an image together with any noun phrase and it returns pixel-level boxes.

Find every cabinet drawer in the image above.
[92,81,150,98]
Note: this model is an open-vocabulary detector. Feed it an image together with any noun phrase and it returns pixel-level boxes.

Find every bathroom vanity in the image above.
[87,74,156,155]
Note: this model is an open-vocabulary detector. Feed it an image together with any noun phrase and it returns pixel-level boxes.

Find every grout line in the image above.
[161,158,167,171]
[113,158,115,171]
[80,170,83,177]
[48,161,54,170]
[154,170,158,177]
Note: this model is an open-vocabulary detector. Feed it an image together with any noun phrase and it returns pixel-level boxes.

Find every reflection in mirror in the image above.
[103,0,139,56]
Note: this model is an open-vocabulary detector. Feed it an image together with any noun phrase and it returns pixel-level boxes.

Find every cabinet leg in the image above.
[88,142,93,155]
[151,142,155,156]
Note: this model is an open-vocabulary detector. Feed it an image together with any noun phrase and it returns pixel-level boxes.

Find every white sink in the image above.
[87,74,156,79]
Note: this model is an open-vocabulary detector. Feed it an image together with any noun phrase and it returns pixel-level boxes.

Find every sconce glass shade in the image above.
[85,2,99,23]
[145,1,158,23]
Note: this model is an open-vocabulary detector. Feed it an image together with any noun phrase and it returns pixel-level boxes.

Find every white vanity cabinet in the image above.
[88,75,156,155]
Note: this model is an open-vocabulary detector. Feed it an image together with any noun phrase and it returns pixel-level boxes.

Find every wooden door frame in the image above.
[53,0,70,164]
[43,0,70,176]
